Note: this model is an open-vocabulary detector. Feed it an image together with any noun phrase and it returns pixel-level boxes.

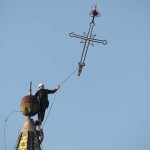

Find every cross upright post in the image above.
[69,5,107,76]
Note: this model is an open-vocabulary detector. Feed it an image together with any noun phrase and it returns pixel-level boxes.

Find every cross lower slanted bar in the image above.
[69,5,107,76]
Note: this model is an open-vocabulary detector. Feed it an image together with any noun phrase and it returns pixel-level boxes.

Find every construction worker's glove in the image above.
[56,85,60,90]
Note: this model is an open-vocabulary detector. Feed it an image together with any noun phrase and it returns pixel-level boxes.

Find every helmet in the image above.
[38,83,44,88]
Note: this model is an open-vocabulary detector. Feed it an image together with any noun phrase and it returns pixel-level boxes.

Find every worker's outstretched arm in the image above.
[47,86,60,94]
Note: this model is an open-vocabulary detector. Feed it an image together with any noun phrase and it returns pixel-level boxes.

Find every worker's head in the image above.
[38,83,44,89]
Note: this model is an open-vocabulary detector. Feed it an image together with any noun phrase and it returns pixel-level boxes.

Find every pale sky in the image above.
[1,0,150,150]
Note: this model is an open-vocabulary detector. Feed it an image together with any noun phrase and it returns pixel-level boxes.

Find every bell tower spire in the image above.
[15,82,43,150]
[15,118,41,150]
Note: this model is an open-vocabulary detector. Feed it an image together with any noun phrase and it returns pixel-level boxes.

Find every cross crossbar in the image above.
[69,32,107,45]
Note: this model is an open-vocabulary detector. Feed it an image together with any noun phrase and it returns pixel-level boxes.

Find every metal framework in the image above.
[69,5,107,76]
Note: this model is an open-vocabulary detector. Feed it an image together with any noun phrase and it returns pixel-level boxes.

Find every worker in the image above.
[34,83,60,125]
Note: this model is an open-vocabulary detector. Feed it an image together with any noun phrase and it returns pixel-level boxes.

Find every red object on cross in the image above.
[89,5,101,17]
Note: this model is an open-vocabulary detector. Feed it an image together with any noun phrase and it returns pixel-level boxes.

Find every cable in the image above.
[59,67,78,86]
[4,111,21,150]
[42,92,57,127]
[42,67,78,127]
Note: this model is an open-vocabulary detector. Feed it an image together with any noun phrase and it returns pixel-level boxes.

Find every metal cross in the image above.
[69,5,107,76]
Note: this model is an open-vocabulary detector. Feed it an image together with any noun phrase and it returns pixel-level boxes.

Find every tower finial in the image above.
[90,4,101,23]
[29,81,32,95]
[69,4,107,76]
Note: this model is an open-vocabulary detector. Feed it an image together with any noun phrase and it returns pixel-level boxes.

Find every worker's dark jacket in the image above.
[35,89,57,108]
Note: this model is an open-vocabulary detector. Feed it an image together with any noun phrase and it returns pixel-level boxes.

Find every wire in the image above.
[59,67,78,86]
[42,67,78,127]
[42,92,57,127]
[4,111,21,150]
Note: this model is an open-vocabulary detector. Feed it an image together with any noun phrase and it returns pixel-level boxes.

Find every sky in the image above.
[0,0,150,150]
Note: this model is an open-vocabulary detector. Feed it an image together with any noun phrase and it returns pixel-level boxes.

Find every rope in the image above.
[4,111,21,150]
[42,67,78,127]
[59,67,78,86]
[42,92,57,127]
